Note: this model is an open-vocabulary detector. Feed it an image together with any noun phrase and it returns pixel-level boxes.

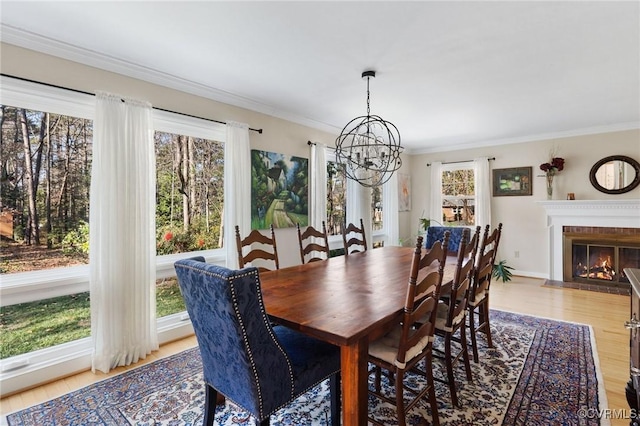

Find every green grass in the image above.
[0,280,186,359]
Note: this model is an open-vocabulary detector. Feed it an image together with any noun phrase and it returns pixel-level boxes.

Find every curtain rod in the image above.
[427,157,495,166]
[1,73,264,134]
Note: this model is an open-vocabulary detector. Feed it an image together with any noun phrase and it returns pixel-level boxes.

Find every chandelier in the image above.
[335,70,403,188]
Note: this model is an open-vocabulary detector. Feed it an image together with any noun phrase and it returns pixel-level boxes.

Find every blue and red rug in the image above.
[5,310,608,425]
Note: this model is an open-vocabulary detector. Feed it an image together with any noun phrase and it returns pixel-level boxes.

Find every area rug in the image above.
[5,310,608,426]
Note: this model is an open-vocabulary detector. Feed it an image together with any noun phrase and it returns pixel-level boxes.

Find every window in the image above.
[441,164,475,226]
[0,78,227,393]
[155,132,224,254]
[371,172,383,232]
[0,106,93,274]
[154,130,225,318]
[325,158,384,245]
[326,160,346,236]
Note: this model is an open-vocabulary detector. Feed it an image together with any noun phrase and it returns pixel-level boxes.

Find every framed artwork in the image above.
[398,173,411,211]
[250,150,308,229]
[492,167,532,196]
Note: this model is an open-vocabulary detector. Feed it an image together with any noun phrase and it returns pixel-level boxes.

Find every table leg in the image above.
[341,338,368,426]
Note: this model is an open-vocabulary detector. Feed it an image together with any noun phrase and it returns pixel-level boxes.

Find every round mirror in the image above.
[589,155,640,194]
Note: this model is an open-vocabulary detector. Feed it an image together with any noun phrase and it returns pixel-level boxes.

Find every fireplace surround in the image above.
[539,200,640,284]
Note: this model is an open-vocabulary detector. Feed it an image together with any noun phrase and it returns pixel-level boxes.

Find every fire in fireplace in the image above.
[572,244,616,281]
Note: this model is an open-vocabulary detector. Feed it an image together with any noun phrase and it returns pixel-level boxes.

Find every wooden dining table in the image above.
[259,246,456,426]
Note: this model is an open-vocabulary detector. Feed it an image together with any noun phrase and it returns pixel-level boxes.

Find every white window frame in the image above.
[0,76,227,395]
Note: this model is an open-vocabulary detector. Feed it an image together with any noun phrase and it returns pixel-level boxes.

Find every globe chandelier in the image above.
[335,70,403,188]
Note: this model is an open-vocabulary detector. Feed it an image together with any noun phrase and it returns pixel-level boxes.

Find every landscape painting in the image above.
[251,150,308,229]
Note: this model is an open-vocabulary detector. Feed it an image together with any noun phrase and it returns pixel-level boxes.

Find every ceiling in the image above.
[1,1,638,154]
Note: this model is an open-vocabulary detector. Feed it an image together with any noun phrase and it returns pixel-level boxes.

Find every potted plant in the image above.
[492,260,514,283]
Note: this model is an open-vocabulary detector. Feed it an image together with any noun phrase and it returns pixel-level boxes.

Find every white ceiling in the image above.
[1,1,638,153]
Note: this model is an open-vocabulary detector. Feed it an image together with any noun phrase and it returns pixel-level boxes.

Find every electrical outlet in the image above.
[514,250,520,258]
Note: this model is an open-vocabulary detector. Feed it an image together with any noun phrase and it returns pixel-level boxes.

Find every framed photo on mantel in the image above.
[492,167,532,196]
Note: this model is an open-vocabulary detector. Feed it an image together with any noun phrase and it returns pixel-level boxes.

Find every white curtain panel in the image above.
[474,157,492,229]
[346,172,373,250]
[383,172,400,246]
[429,162,443,225]
[309,142,327,229]
[90,92,158,374]
[224,121,251,269]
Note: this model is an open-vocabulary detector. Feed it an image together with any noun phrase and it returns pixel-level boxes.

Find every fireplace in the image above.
[539,199,640,283]
[563,227,640,288]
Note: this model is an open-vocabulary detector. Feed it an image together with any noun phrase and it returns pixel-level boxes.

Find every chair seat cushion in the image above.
[369,325,433,369]
[435,301,466,332]
[468,290,488,307]
[273,325,341,396]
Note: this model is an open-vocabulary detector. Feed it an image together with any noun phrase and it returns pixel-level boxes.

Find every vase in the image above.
[546,174,554,200]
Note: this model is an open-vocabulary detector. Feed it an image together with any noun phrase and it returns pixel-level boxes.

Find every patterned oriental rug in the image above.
[5,310,608,426]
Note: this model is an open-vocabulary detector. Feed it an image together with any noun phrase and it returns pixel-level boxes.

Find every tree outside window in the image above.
[441,168,475,226]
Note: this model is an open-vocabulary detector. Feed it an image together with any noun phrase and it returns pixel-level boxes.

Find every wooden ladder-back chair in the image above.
[296,221,330,264]
[468,222,503,363]
[342,218,367,255]
[174,257,341,426]
[433,226,478,408]
[367,232,449,426]
[235,225,280,272]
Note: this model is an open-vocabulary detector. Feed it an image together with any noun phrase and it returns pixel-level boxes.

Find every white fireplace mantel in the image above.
[538,199,640,280]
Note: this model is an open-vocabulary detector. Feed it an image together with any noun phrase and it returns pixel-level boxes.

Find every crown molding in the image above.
[411,121,640,155]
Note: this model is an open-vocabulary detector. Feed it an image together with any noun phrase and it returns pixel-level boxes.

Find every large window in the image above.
[441,165,475,226]
[0,79,227,371]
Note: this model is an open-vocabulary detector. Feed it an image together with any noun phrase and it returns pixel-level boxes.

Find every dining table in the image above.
[259,245,457,426]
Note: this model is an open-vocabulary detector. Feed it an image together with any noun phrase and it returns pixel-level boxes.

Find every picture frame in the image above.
[398,173,411,211]
[492,167,532,196]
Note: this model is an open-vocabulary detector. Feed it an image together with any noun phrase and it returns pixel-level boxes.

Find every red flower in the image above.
[539,157,565,174]
[197,238,205,247]
[164,232,173,241]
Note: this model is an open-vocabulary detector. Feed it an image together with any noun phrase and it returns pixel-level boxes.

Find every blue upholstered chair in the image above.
[425,226,467,254]
[174,257,341,426]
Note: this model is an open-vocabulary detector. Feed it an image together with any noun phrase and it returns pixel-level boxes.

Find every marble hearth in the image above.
[539,199,640,282]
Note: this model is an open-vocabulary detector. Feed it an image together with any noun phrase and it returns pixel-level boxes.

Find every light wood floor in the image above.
[1,276,632,425]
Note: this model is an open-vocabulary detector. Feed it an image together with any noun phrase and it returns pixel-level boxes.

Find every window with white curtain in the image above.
[325,152,386,246]
[0,77,226,392]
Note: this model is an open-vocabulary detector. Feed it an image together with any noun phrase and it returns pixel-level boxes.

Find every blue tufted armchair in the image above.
[174,257,341,426]
[425,226,468,254]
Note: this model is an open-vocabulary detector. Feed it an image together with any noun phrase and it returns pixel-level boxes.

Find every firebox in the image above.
[563,230,640,288]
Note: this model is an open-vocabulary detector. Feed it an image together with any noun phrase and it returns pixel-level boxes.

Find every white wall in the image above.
[407,129,640,277]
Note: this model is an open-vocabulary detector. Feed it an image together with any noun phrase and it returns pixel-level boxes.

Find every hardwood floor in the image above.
[1,276,632,425]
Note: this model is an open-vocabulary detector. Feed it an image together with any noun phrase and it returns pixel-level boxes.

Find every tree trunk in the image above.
[176,135,190,231]
[19,109,40,245]
[188,136,196,226]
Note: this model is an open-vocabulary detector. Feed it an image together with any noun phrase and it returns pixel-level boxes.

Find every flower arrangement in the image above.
[539,156,565,199]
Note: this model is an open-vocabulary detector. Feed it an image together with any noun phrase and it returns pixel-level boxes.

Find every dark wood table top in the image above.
[260,246,456,346]
[260,246,415,347]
